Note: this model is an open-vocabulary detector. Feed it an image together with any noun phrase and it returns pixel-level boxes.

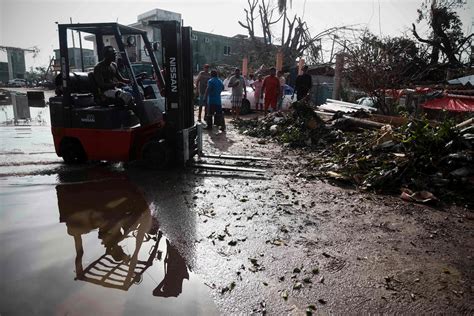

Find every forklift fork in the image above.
[189,123,269,174]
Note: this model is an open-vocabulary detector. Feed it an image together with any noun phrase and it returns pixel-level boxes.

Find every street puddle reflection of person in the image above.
[57,171,189,298]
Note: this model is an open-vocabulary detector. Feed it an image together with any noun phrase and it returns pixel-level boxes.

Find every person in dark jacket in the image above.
[292,65,312,101]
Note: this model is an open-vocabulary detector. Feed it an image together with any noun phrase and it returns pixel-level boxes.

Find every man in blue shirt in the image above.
[204,70,225,131]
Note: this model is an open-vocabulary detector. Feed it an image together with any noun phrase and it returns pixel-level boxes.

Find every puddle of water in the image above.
[0,172,217,315]
[0,125,60,177]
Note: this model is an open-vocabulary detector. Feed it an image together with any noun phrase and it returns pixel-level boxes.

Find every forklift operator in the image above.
[94,46,133,105]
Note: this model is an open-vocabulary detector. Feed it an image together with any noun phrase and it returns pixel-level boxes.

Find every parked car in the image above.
[36,80,55,89]
[221,84,295,114]
[8,78,27,87]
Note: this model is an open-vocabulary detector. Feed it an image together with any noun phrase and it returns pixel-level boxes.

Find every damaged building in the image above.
[80,8,244,73]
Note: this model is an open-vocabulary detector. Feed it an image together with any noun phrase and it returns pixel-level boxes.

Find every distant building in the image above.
[7,50,26,79]
[53,48,96,71]
[82,8,244,73]
[191,31,242,72]
[0,62,9,83]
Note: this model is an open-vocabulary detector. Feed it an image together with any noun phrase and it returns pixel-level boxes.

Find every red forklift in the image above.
[50,21,199,168]
[51,21,268,172]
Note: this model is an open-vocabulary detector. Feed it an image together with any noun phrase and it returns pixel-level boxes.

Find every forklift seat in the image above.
[70,72,95,93]
[88,72,115,106]
[87,72,99,96]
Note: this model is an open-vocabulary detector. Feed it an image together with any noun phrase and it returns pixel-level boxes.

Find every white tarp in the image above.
[319,98,377,113]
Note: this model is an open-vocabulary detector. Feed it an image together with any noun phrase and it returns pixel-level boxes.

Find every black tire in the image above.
[241,98,251,115]
[60,139,87,164]
[142,140,172,169]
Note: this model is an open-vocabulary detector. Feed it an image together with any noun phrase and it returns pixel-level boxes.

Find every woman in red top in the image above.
[262,67,281,114]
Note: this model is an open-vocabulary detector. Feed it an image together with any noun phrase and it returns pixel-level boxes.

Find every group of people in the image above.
[195,64,313,131]
[91,46,312,132]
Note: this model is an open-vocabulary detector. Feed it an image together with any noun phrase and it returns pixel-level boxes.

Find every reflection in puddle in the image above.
[0,168,216,315]
[57,175,189,297]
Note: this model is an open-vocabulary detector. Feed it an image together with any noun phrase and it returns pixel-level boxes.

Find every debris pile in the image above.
[234,102,474,206]
[236,102,327,147]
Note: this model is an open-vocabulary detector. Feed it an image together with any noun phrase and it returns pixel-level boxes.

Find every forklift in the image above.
[50,21,267,172]
[50,21,199,168]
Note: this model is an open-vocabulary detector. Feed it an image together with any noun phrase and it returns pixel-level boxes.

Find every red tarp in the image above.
[423,96,474,112]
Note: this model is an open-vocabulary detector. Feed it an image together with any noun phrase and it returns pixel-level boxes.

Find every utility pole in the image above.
[329,35,338,64]
[332,53,344,100]
[319,38,324,63]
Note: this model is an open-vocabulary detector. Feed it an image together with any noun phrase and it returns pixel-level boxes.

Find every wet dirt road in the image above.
[0,103,473,314]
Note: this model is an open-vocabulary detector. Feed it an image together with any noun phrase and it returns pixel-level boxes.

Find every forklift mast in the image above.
[150,21,194,130]
[150,21,199,162]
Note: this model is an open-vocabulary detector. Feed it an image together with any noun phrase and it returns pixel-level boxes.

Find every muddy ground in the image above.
[0,101,473,314]
[185,118,474,314]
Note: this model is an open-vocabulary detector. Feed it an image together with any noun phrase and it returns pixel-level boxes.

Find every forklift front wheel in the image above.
[60,138,87,164]
[142,140,172,169]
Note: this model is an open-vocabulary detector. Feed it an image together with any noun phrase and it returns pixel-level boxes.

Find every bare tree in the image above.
[238,0,259,40]
[344,31,430,114]
[239,0,350,70]
[412,0,472,67]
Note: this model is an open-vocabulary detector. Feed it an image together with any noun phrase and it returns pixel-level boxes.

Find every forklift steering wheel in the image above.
[135,72,149,80]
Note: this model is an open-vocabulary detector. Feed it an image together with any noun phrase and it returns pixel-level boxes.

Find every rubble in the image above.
[233,101,474,206]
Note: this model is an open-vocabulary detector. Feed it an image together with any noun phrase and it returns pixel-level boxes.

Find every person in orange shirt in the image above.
[262,67,281,114]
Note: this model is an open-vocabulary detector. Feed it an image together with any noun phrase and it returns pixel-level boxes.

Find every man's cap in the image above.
[204,64,210,68]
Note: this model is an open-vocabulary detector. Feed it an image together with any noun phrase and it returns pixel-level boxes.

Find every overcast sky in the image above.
[1,0,472,68]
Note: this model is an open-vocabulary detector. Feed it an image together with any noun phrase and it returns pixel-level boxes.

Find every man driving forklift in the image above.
[93,45,133,105]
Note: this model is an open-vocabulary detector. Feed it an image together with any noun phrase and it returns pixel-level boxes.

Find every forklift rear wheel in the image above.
[142,140,172,169]
[60,139,87,164]
[241,98,251,115]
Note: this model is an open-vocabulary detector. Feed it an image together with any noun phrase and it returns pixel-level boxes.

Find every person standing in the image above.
[203,70,226,131]
[227,68,246,120]
[262,67,280,114]
[277,70,286,110]
[246,74,255,87]
[195,64,211,121]
[293,65,313,101]
[251,74,264,111]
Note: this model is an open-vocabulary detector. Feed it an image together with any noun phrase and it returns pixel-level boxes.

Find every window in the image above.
[224,45,231,56]
[192,34,198,41]
[204,37,210,43]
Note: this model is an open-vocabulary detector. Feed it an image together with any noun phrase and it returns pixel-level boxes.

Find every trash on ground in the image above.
[233,101,474,207]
